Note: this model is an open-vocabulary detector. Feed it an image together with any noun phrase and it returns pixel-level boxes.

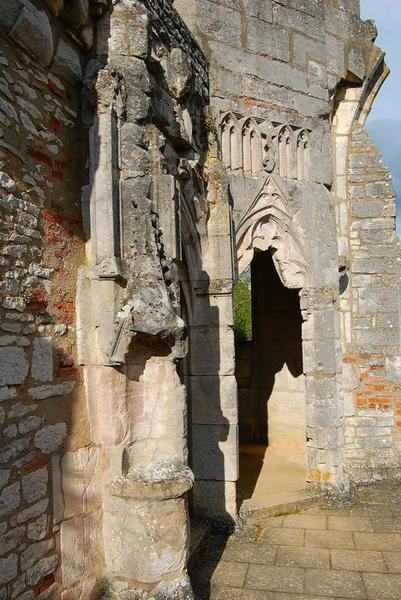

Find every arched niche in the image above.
[234,180,310,508]
[297,129,309,182]
[241,117,263,173]
[221,112,242,171]
[236,178,310,290]
[277,125,294,179]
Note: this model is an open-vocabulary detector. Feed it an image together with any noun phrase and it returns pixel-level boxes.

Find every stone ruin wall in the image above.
[343,123,401,480]
[0,0,210,597]
[0,1,93,598]
[174,0,401,486]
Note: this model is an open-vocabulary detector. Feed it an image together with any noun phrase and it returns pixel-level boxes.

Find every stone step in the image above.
[242,488,321,518]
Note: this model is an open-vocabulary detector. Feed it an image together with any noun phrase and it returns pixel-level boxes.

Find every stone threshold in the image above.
[241,488,321,519]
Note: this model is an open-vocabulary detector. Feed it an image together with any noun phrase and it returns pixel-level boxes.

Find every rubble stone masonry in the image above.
[0,2,97,599]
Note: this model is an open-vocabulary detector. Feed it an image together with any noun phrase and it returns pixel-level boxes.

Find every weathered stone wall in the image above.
[0,2,99,598]
[0,0,212,596]
[174,0,400,492]
[343,123,401,480]
[173,0,372,490]
[75,0,212,595]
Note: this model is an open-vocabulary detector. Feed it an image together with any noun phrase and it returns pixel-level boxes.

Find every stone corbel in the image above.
[105,303,137,366]
[97,257,126,282]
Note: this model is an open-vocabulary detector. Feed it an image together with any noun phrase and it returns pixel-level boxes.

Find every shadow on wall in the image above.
[185,272,234,598]
[235,249,304,504]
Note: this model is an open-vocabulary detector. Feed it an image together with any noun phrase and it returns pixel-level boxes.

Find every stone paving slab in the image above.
[275,546,329,569]
[330,549,386,573]
[190,482,401,599]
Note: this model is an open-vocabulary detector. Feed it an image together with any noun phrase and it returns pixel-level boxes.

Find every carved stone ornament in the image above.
[236,174,311,289]
[220,112,310,181]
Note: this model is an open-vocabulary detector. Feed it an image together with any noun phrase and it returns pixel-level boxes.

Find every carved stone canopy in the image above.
[236,174,310,289]
[220,112,310,181]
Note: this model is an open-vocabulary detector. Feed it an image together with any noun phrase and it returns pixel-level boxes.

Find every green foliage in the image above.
[233,276,252,342]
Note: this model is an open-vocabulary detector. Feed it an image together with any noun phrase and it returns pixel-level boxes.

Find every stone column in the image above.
[190,160,239,522]
[77,1,195,596]
[99,344,193,597]
[301,288,344,487]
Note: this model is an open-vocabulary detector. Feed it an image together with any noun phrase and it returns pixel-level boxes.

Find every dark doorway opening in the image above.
[235,249,307,509]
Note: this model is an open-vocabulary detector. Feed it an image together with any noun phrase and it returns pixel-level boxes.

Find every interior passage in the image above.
[236,250,307,509]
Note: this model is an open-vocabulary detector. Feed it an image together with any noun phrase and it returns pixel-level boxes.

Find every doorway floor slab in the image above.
[238,444,307,512]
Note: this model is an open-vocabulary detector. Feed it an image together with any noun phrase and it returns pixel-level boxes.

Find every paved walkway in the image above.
[191,482,401,599]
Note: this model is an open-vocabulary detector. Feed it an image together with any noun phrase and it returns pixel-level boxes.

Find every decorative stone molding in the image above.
[236,174,310,288]
[110,469,194,501]
[220,112,310,181]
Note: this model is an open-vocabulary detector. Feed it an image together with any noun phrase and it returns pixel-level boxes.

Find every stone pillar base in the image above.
[102,472,194,594]
[99,575,194,599]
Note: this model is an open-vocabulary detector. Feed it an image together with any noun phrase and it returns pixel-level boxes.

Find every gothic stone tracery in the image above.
[220,112,310,181]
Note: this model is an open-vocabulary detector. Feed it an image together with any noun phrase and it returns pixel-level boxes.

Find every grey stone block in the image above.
[209,40,308,93]
[34,423,67,454]
[13,499,48,526]
[9,3,54,67]
[246,18,290,61]
[0,347,28,385]
[0,482,20,517]
[52,39,82,85]
[0,554,17,585]
[355,328,399,347]
[0,0,23,33]
[244,0,272,21]
[109,5,150,59]
[352,258,396,274]
[352,201,383,218]
[191,375,238,425]
[26,553,58,586]
[274,4,323,40]
[366,182,395,198]
[325,34,346,79]
[191,423,238,480]
[22,467,48,504]
[293,32,325,67]
[0,470,10,491]
[20,538,54,571]
[32,337,53,383]
[0,526,25,555]
[192,0,242,48]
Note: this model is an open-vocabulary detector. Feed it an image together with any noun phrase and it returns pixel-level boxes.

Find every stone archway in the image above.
[234,177,311,509]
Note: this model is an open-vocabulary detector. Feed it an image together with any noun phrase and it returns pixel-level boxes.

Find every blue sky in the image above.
[361,0,401,228]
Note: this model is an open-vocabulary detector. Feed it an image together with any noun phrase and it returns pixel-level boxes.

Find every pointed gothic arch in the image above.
[236,176,310,289]
[277,125,294,179]
[221,112,242,170]
[297,129,309,181]
[241,116,263,173]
